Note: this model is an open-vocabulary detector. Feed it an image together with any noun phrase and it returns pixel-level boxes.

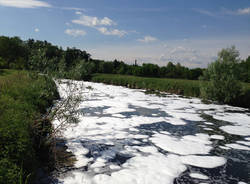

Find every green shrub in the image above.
[200,46,243,104]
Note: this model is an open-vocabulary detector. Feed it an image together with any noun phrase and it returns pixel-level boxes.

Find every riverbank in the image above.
[91,74,250,108]
[0,69,59,184]
[92,74,201,97]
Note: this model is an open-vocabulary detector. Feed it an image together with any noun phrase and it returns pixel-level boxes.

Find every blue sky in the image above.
[0,0,250,68]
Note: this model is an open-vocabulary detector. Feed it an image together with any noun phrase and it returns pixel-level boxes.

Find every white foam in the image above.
[204,128,213,131]
[219,146,230,150]
[92,154,186,184]
[150,133,212,155]
[210,135,225,140]
[134,146,158,153]
[225,144,250,151]
[245,137,250,141]
[189,173,209,180]
[238,182,247,184]
[236,141,250,146]
[214,113,250,136]
[181,155,226,168]
[109,165,121,170]
[53,81,248,184]
[204,122,213,125]
[220,125,250,136]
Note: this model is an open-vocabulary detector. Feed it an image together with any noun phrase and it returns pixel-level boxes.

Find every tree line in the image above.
[0,35,249,83]
[0,35,206,80]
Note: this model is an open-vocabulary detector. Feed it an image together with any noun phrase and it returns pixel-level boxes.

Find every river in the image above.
[52,80,250,184]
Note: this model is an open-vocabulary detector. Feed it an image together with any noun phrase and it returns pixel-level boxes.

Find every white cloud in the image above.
[65,29,86,37]
[97,27,127,37]
[0,0,51,8]
[72,15,116,27]
[72,14,128,37]
[237,7,250,15]
[137,36,158,43]
[61,7,86,11]
[75,11,82,15]
[34,28,39,32]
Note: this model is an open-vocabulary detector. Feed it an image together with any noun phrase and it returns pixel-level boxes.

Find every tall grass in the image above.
[92,74,201,97]
[0,70,58,184]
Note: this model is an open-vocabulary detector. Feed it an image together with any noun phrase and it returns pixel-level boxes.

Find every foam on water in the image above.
[53,81,250,184]
[150,133,212,155]
[210,135,225,140]
[225,144,250,151]
[189,173,209,180]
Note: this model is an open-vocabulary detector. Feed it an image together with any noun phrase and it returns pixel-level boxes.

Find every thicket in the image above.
[0,70,59,184]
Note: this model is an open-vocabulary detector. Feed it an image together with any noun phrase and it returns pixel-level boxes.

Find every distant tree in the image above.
[0,36,28,69]
[189,68,203,80]
[140,63,160,77]
[200,46,242,104]
[165,62,176,78]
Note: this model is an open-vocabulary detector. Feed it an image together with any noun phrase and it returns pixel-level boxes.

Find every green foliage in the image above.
[0,71,58,184]
[200,46,243,104]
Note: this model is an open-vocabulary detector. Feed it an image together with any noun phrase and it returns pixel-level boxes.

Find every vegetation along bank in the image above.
[0,69,59,184]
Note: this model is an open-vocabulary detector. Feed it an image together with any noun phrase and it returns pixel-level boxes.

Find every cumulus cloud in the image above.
[0,0,51,8]
[237,7,250,15]
[34,28,39,32]
[65,29,86,37]
[72,14,128,37]
[97,27,127,37]
[72,15,116,27]
[137,36,158,43]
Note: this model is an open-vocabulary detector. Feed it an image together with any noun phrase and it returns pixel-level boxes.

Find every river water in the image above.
[53,81,250,184]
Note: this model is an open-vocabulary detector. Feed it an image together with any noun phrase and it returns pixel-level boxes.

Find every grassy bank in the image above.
[92,74,201,97]
[92,74,250,108]
[0,70,59,184]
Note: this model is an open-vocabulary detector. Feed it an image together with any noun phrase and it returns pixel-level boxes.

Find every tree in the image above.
[200,46,242,104]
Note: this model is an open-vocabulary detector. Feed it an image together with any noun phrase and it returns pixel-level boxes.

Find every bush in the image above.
[200,46,243,104]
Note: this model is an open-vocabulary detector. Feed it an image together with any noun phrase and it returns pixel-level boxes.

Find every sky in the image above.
[0,0,250,68]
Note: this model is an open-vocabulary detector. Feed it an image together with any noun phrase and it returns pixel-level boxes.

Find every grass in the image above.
[92,74,201,97]
[0,69,59,184]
